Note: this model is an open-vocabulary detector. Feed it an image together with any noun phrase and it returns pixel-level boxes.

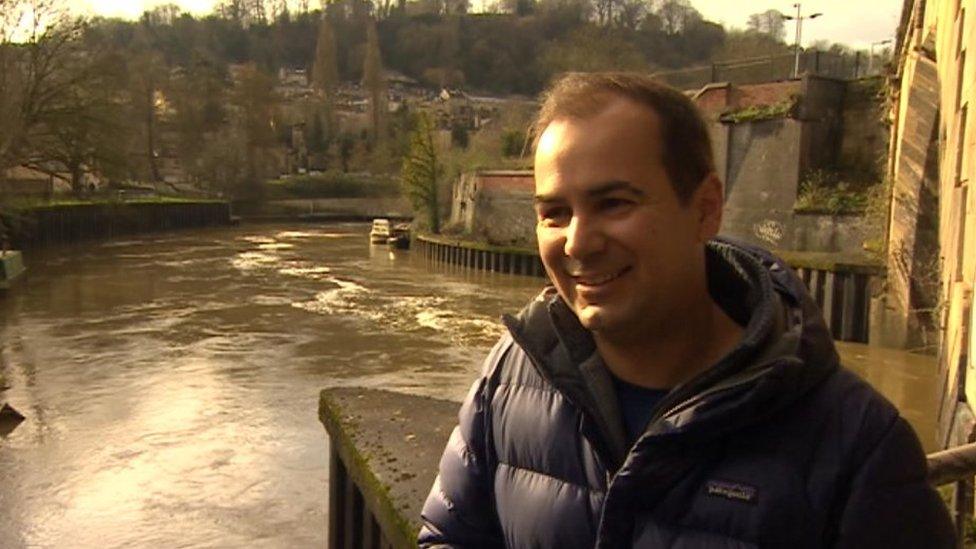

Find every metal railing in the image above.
[652,50,877,91]
[928,442,976,546]
[793,266,875,343]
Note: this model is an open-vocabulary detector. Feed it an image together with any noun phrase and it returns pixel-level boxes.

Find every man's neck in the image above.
[594,296,744,390]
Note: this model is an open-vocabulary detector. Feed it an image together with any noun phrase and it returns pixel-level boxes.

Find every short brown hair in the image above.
[532,72,715,204]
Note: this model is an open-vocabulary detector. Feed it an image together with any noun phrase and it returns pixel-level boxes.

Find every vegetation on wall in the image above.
[794,169,873,214]
[720,98,796,124]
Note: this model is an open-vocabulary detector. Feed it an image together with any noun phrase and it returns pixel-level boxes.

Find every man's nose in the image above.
[563,215,606,260]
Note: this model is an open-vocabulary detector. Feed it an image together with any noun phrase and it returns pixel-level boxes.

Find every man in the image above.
[419,72,954,548]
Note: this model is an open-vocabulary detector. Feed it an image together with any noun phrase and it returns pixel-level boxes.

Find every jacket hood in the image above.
[502,238,840,467]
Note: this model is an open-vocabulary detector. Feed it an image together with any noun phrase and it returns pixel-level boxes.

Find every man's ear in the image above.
[693,173,724,242]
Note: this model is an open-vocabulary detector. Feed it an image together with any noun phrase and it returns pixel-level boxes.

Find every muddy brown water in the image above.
[0,224,539,548]
[0,223,941,547]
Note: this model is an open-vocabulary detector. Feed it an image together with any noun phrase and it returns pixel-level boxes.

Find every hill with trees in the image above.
[0,0,879,207]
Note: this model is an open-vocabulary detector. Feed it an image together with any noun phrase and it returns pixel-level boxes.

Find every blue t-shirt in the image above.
[610,374,669,445]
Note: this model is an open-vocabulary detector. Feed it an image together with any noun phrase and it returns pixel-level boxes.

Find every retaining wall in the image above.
[236,197,411,221]
[415,234,544,277]
[7,201,231,248]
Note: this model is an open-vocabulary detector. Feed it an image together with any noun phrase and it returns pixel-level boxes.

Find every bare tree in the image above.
[616,0,647,31]
[747,9,786,42]
[144,4,182,26]
[654,0,699,35]
[0,0,88,173]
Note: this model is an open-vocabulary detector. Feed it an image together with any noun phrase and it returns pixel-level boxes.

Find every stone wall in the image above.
[716,77,886,255]
[797,76,847,172]
[840,79,889,174]
[448,171,535,247]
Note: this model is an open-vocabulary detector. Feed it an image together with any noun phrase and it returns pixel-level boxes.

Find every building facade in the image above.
[889,0,975,448]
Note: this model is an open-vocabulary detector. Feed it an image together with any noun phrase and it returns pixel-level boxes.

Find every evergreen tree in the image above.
[363,17,387,146]
[401,113,441,233]
[312,12,339,135]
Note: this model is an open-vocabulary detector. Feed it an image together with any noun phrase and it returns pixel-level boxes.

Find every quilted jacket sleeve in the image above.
[418,340,509,548]
[834,414,955,548]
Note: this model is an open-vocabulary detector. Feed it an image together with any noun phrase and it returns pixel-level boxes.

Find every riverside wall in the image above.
[234,197,412,222]
[5,201,232,248]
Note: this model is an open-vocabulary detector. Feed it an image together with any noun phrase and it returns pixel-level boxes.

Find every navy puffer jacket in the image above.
[419,240,954,548]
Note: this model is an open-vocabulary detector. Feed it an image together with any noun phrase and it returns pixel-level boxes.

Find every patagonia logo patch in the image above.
[705,480,758,504]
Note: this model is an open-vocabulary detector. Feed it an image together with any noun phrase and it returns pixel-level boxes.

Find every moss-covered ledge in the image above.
[318,387,458,548]
[773,250,885,275]
[416,232,537,256]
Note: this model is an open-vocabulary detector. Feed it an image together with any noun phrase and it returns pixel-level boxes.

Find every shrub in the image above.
[794,169,871,214]
[720,99,796,124]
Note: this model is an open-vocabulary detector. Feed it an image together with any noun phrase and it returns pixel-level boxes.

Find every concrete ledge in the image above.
[417,233,537,256]
[0,251,26,290]
[774,249,885,275]
[318,387,457,548]
[415,234,545,277]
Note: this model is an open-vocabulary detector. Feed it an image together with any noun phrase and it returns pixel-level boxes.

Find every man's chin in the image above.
[574,304,612,331]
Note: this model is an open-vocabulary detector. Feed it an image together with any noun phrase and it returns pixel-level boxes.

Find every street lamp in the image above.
[781,3,823,79]
[869,39,892,75]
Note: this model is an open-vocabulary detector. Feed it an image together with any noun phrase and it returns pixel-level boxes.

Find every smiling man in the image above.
[419,72,953,548]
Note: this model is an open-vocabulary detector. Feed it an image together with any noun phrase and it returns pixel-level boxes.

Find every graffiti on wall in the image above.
[753,219,785,247]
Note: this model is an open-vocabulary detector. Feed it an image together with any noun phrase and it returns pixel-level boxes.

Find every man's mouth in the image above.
[572,266,631,286]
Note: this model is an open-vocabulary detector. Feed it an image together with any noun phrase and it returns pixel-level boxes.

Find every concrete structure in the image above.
[888,0,975,456]
[318,387,457,549]
[697,76,887,256]
[448,170,535,247]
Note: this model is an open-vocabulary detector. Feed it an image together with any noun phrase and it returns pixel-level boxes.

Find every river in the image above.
[0,223,941,547]
[0,223,539,548]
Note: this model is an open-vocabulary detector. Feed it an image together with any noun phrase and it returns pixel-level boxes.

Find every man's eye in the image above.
[538,207,570,225]
[600,198,633,211]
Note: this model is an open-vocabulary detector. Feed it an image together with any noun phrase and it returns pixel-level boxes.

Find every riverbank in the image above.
[234,197,411,223]
[3,199,231,249]
[415,233,544,277]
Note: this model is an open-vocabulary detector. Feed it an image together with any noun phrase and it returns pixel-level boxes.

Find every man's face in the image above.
[533,97,720,337]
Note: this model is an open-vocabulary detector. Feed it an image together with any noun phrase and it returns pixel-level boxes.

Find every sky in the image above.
[68,0,904,50]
